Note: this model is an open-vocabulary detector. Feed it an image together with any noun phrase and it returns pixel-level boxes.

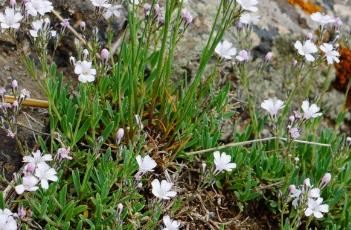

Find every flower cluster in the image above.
[15,150,58,194]
[294,12,341,64]
[0,80,30,138]
[289,174,331,219]
[261,98,322,139]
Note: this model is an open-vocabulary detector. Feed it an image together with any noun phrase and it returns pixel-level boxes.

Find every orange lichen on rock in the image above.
[288,0,322,14]
[334,47,351,107]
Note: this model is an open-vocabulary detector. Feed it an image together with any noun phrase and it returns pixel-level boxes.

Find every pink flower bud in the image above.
[116,128,124,144]
[100,48,109,61]
[12,80,18,89]
[289,115,295,123]
[143,3,151,16]
[17,206,26,219]
[181,9,193,24]
[9,0,16,7]
[0,87,6,96]
[288,184,296,194]
[79,21,86,31]
[265,52,273,61]
[12,100,18,108]
[24,163,36,175]
[291,59,298,67]
[303,178,311,188]
[306,32,314,40]
[320,173,331,189]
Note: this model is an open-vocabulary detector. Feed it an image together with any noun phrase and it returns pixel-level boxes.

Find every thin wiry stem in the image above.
[186,137,331,155]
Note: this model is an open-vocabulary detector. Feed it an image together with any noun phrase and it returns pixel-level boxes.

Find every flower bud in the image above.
[265,52,273,61]
[24,163,36,175]
[9,0,16,7]
[17,206,26,219]
[60,18,70,28]
[100,48,109,61]
[291,59,298,67]
[181,9,193,25]
[79,21,86,31]
[303,178,311,188]
[116,128,124,144]
[0,87,6,96]
[82,49,89,59]
[347,137,351,145]
[288,184,296,194]
[12,80,18,89]
[320,173,331,189]
[306,32,314,40]
[143,3,151,16]
[69,56,76,65]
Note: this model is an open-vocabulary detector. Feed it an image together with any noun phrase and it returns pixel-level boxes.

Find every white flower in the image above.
[294,40,318,62]
[35,163,58,189]
[104,5,123,19]
[213,151,236,174]
[74,61,97,83]
[289,187,302,208]
[23,150,52,166]
[90,0,111,8]
[320,43,340,64]
[308,188,321,199]
[29,19,44,37]
[25,0,53,16]
[305,198,329,219]
[0,209,17,230]
[0,7,22,30]
[151,179,177,200]
[261,98,284,117]
[237,0,258,12]
[15,175,39,194]
[215,40,237,60]
[301,100,322,120]
[239,13,260,25]
[310,12,335,27]
[163,215,180,230]
[136,155,157,174]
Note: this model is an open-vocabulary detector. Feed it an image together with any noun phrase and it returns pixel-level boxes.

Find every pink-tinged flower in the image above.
[310,12,335,27]
[236,50,250,62]
[0,7,22,30]
[289,127,300,139]
[181,9,193,24]
[116,128,124,144]
[57,147,72,160]
[0,208,17,230]
[74,60,96,83]
[163,215,180,230]
[25,0,53,16]
[320,173,331,189]
[35,163,58,189]
[15,175,39,194]
[23,150,52,166]
[23,162,36,176]
[215,40,237,60]
[151,179,177,200]
[136,155,157,174]
[301,100,322,120]
[213,151,236,174]
[90,0,111,8]
[294,40,318,62]
[305,198,329,219]
[60,18,70,28]
[261,98,284,117]
[320,43,340,64]
[143,3,152,16]
[237,0,258,12]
